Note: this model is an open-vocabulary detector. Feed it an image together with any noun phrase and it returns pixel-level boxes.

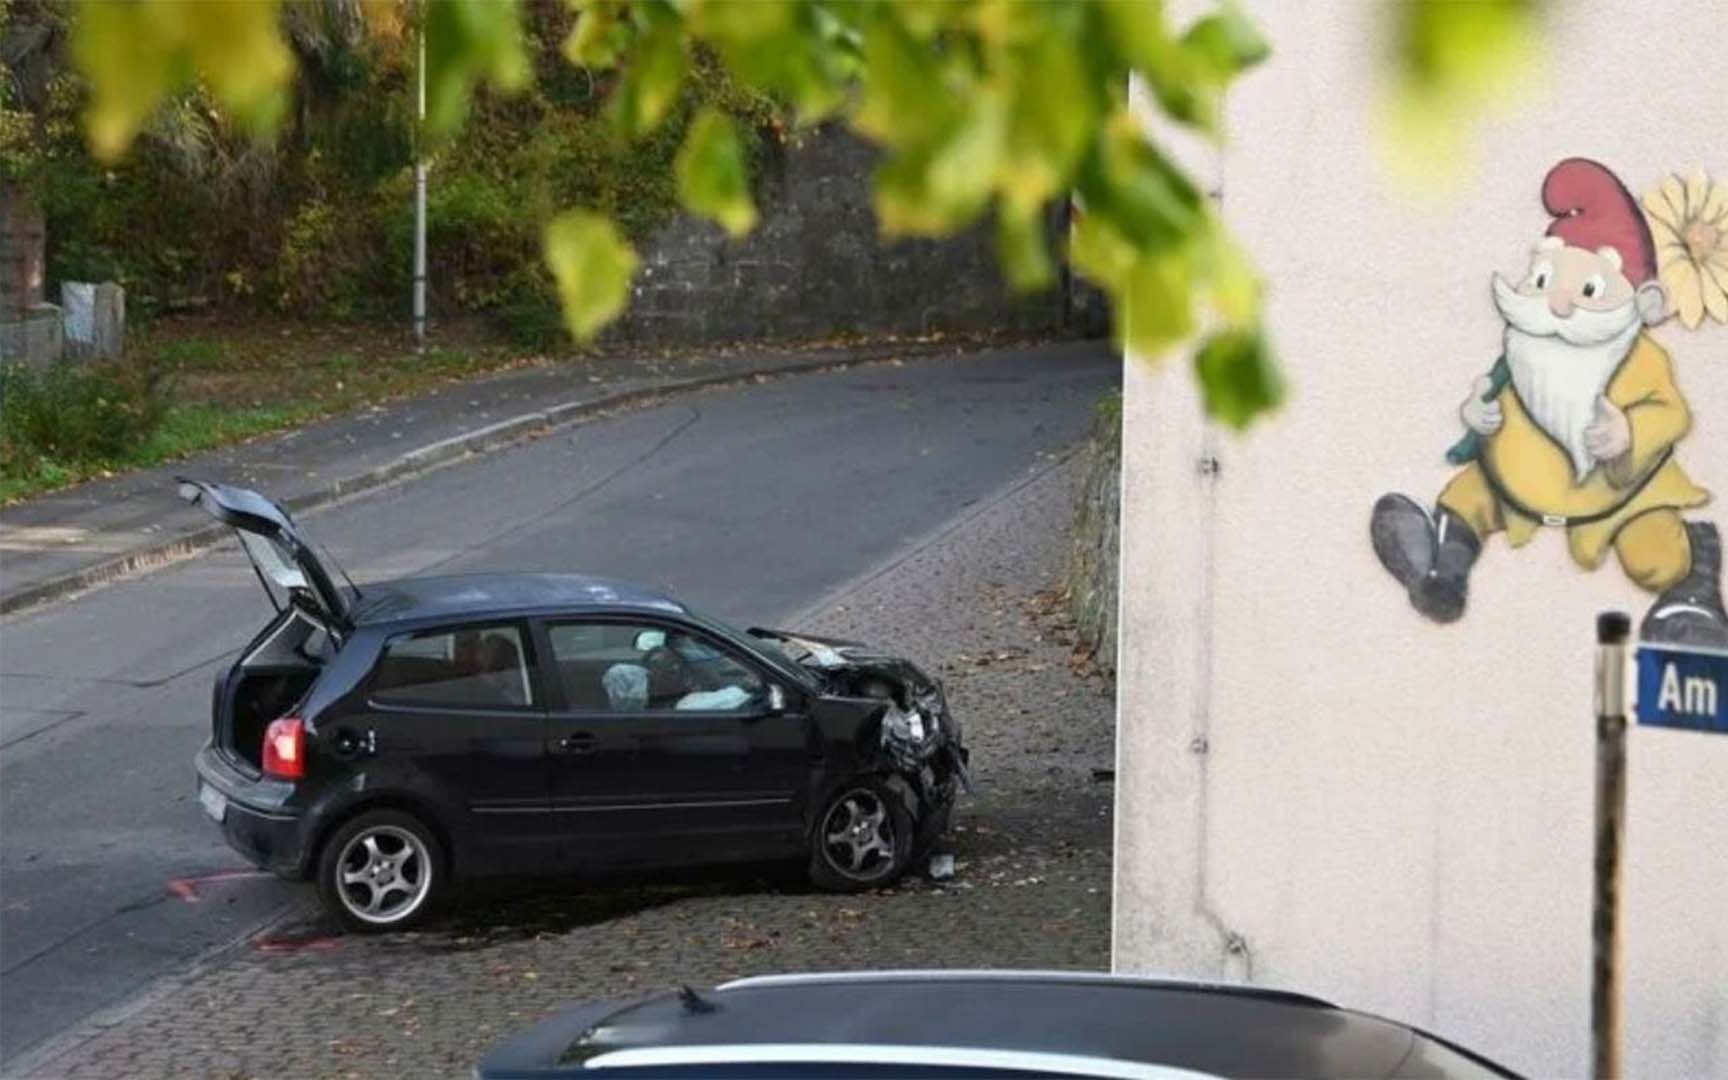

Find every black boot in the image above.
[1412,506,1480,623]
[1641,522,1728,648]
[1370,495,1480,624]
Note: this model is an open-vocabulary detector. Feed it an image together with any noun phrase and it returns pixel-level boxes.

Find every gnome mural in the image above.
[1371,157,1728,646]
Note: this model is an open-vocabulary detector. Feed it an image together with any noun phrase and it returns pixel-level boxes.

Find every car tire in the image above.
[316,809,444,933]
[808,776,916,893]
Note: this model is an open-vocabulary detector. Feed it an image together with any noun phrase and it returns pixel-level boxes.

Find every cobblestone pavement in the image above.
[19,453,1116,1079]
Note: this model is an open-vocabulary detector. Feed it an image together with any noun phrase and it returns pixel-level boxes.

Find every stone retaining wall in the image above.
[613,126,1106,345]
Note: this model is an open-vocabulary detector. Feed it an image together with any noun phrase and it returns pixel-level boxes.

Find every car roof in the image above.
[350,573,687,627]
[547,971,1495,1079]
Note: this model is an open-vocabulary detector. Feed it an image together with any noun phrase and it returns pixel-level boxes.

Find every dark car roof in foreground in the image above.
[479,970,1521,1080]
[351,572,686,626]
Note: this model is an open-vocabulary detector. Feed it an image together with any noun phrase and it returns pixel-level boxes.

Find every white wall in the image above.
[1112,2,1728,1076]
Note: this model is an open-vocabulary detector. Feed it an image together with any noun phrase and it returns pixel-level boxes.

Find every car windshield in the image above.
[684,612,822,692]
[751,630,848,670]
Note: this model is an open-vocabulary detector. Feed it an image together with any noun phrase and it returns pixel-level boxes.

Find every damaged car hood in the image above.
[748,628,966,785]
[748,628,935,697]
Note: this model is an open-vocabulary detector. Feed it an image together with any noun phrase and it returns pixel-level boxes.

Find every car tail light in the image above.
[262,716,306,780]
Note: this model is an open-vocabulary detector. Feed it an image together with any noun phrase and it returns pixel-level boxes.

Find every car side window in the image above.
[546,621,764,713]
[370,624,535,710]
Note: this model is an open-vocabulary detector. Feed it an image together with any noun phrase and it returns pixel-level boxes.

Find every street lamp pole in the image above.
[413,0,428,355]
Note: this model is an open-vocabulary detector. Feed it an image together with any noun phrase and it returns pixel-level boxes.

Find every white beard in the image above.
[1493,275,1642,481]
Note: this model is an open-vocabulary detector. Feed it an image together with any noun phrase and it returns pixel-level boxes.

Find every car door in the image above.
[535,615,812,868]
[360,620,554,875]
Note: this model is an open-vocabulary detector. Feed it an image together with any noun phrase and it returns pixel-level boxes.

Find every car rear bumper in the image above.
[194,742,311,878]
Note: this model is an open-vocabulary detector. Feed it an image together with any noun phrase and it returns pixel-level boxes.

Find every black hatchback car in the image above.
[184,480,968,932]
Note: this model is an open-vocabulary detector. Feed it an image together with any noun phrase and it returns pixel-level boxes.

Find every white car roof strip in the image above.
[581,1042,1219,1079]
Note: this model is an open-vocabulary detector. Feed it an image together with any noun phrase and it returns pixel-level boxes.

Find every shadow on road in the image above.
[255,860,829,957]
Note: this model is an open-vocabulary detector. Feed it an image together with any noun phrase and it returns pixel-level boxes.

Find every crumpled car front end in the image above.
[750,629,969,860]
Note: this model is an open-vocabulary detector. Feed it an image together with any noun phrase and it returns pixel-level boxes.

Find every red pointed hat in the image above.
[1542,158,1656,285]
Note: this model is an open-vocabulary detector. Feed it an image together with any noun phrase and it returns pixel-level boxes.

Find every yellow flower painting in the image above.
[1643,168,1728,329]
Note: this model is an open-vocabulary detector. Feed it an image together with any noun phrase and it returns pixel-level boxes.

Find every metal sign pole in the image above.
[1591,610,1629,1080]
[413,0,428,356]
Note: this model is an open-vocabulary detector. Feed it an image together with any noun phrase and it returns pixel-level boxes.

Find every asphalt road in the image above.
[0,340,1119,1065]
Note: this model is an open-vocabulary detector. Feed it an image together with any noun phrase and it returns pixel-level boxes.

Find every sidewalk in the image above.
[0,336,986,614]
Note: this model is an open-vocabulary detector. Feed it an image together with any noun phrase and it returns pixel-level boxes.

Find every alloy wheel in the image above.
[334,824,432,926]
[820,789,899,883]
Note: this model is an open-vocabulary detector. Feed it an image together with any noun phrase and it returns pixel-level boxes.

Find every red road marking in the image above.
[252,932,341,954]
[165,869,273,902]
[167,870,344,952]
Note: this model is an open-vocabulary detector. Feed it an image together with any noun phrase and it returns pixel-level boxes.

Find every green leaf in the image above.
[870,148,944,236]
[676,108,758,238]
[872,94,1004,237]
[543,210,640,341]
[1396,0,1538,95]
[922,90,1007,229]
[888,0,952,41]
[180,0,293,135]
[854,10,953,148]
[425,0,530,138]
[1193,327,1283,428]
[72,0,293,161]
[1106,2,1270,137]
[691,1,849,125]
[996,204,1055,293]
[1093,0,1170,74]
[1380,0,1542,187]
[1002,32,1096,216]
[564,1,632,69]
[1182,6,1271,79]
[71,1,179,160]
[1194,215,1260,327]
[1076,113,1203,250]
[1094,0,1208,130]
[607,5,687,137]
[1068,210,1138,292]
[1122,250,1194,356]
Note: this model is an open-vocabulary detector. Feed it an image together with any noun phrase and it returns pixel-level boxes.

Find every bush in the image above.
[0,358,168,481]
[490,296,568,348]
[275,192,381,317]
[26,8,784,326]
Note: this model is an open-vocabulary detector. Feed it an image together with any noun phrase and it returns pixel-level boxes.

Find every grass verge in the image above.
[1,316,544,504]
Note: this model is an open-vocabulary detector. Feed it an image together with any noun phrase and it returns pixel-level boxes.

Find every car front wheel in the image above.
[809,778,915,892]
[316,809,443,933]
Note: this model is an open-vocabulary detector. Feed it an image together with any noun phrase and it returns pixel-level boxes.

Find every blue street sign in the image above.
[1636,643,1728,734]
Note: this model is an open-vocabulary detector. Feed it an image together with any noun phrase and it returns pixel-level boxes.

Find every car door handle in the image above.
[557,732,597,754]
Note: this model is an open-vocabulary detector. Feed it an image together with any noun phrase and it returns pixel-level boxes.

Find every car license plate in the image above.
[199,782,227,823]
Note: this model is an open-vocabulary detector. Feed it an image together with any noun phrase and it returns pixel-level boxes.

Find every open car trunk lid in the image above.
[178,479,354,630]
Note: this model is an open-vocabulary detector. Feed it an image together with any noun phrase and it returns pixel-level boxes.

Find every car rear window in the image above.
[370,624,535,709]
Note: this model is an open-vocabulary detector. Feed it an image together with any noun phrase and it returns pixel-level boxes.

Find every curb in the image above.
[0,900,312,1079]
[0,340,967,617]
